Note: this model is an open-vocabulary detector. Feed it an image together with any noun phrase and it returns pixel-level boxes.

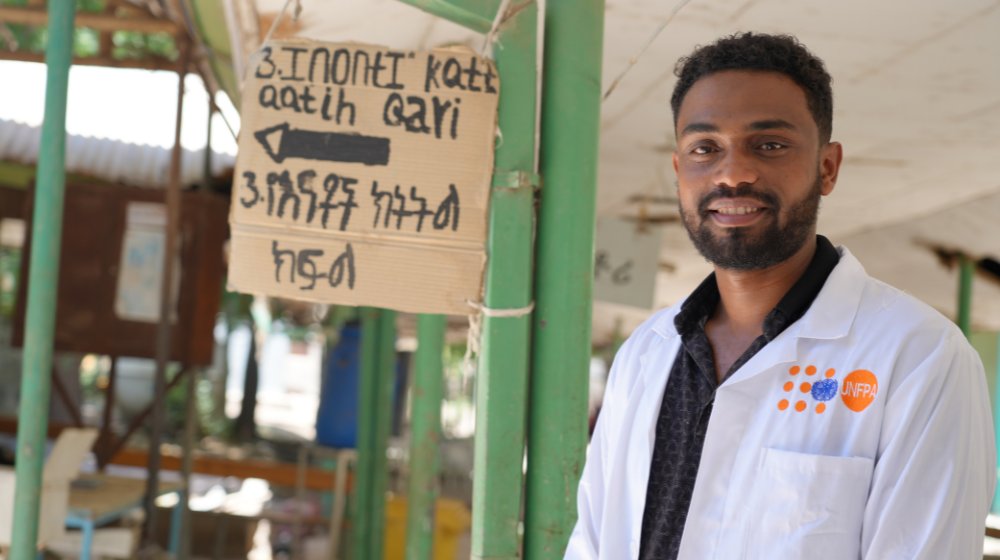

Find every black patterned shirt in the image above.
[636,236,840,560]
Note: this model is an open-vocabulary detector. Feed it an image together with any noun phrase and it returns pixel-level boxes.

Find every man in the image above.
[566,33,996,559]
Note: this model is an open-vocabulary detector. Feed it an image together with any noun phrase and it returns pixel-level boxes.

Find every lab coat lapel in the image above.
[720,247,867,387]
[623,319,683,557]
[631,333,682,460]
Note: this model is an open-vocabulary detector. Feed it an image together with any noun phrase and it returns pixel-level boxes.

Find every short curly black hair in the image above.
[671,32,834,143]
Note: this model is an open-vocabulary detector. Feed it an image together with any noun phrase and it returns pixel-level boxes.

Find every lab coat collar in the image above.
[778,245,865,341]
[647,246,866,382]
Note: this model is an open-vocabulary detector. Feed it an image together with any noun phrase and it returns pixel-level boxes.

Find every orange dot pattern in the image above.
[777,364,836,415]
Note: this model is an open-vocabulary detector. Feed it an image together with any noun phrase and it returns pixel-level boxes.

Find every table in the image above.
[66,474,181,560]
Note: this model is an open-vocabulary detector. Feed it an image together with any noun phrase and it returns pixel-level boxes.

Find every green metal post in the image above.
[405,314,446,560]
[10,1,75,558]
[395,0,494,33]
[375,2,537,557]
[371,309,397,560]
[957,255,973,337]
[471,4,539,559]
[352,307,397,560]
[525,0,606,557]
[353,307,381,560]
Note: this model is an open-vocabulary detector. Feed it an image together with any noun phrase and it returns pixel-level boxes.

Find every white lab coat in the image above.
[567,248,996,560]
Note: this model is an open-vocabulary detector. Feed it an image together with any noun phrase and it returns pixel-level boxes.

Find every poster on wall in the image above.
[228,39,500,315]
[594,217,663,309]
[115,202,180,322]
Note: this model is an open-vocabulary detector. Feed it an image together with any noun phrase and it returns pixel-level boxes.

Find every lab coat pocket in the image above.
[742,448,873,560]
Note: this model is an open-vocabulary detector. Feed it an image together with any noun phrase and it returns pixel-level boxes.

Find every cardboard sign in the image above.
[594,217,663,309]
[228,40,499,315]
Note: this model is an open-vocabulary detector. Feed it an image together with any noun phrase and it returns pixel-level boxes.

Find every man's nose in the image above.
[713,149,759,188]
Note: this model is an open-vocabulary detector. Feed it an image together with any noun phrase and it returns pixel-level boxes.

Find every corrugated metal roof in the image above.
[0,118,235,189]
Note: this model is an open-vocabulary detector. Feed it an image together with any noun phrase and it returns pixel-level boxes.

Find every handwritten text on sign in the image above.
[593,217,663,309]
[228,40,499,315]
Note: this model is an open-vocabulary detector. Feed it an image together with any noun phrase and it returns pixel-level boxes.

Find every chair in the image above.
[0,428,98,553]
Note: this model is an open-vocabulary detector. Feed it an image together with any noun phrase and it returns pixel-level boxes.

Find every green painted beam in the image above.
[9,1,75,558]
[471,3,538,559]
[525,0,606,557]
[352,307,398,560]
[405,314,446,560]
[393,0,498,33]
[371,309,398,560]
[183,0,241,105]
[957,255,973,337]
[352,307,381,560]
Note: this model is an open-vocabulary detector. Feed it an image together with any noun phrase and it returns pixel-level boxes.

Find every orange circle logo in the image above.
[840,369,878,412]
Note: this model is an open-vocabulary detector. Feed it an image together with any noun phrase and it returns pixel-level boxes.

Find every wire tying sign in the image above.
[228,40,499,314]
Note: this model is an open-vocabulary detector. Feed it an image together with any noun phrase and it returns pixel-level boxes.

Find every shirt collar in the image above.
[670,235,841,340]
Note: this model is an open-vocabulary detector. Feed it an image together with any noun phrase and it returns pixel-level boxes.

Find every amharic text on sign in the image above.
[228,40,499,314]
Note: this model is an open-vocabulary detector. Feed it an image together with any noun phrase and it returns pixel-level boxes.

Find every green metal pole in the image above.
[395,0,494,33]
[525,0,606,557]
[10,1,75,558]
[352,307,398,560]
[957,255,973,337]
[353,307,381,560]
[405,314,446,560]
[472,4,539,559]
[370,309,397,560]
[374,3,536,557]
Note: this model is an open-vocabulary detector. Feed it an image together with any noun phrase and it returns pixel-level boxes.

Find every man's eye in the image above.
[691,145,717,155]
[759,141,786,151]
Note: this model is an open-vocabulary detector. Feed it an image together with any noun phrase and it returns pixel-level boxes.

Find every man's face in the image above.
[672,70,842,270]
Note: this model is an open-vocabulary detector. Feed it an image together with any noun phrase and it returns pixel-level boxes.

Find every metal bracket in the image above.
[492,169,541,190]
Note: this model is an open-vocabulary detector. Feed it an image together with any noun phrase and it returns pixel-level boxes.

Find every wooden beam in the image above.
[98,30,112,58]
[110,447,345,492]
[0,415,66,439]
[0,416,347,492]
[97,367,189,468]
[0,50,183,71]
[0,5,180,34]
[50,364,83,427]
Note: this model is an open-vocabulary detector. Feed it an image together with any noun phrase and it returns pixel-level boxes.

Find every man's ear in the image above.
[820,141,843,196]
[672,151,680,175]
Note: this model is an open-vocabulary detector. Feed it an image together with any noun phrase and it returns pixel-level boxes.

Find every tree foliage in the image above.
[0,0,178,62]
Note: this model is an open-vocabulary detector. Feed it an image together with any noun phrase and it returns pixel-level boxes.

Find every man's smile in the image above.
[704,197,771,227]
[714,207,762,215]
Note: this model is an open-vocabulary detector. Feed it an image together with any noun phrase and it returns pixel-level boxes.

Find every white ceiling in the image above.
[253,0,1000,338]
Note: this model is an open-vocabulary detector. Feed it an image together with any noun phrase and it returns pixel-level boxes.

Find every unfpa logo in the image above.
[777,365,878,414]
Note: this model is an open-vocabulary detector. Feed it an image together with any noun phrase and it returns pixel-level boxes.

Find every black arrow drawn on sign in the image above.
[254,122,391,166]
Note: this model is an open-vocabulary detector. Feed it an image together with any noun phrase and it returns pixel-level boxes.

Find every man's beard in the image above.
[680,173,822,270]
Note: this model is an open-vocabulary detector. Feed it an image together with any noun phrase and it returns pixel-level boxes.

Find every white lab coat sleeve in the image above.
[564,400,607,560]
[861,330,996,559]
[565,332,640,559]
